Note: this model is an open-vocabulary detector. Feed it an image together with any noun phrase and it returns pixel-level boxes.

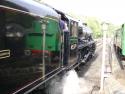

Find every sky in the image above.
[42,0,125,25]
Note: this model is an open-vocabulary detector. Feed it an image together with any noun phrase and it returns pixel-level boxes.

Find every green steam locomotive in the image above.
[0,0,95,93]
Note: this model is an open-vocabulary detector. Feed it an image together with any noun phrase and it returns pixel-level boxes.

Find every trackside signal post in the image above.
[100,22,109,93]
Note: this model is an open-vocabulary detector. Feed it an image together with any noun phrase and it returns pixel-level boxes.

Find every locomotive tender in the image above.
[0,0,96,93]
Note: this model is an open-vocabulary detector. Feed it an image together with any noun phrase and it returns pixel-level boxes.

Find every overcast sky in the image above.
[42,0,125,25]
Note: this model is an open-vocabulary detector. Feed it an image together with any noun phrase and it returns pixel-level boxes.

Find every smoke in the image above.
[62,70,80,94]
[46,70,80,94]
[46,69,94,94]
[46,76,63,94]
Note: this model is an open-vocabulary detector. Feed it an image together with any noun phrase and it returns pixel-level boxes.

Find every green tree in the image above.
[85,17,102,38]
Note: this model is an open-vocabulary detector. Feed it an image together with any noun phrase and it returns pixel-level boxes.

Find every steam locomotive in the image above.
[0,0,95,94]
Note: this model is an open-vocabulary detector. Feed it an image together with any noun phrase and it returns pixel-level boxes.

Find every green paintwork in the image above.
[45,18,60,51]
[70,37,77,43]
[25,17,60,51]
[26,20,42,50]
[122,24,125,56]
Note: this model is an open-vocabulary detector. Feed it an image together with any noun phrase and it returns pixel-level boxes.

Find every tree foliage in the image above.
[85,17,102,38]
[85,17,119,38]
